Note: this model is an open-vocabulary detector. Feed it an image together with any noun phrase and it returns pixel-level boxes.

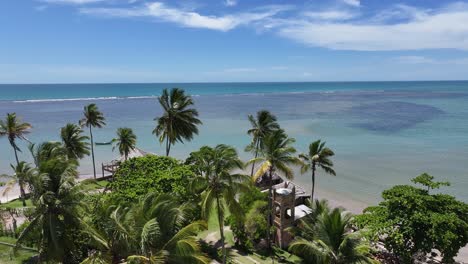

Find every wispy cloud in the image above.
[41,0,106,4]
[275,3,468,51]
[342,0,360,7]
[224,0,237,7]
[393,56,435,64]
[303,10,358,21]
[393,55,468,65]
[81,2,290,31]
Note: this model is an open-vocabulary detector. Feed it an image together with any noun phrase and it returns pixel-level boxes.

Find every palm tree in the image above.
[80,103,106,179]
[246,110,280,177]
[153,88,202,156]
[84,193,209,264]
[113,127,137,161]
[16,143,86,262]
[60,123,90,161]
[299,140,336,201]
[289,206,373,264]
[2,161,35,206]
[0,113,32,165]
[188,145,248,264]
[248,129,301,249]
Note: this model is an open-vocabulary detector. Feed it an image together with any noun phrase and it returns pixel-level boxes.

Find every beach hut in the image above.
[101,147,153,178]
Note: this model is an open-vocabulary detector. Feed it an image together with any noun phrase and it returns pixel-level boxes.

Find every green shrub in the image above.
[109,155,196,203]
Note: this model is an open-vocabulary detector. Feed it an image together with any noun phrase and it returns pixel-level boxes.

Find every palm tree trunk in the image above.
[250,140,260,177]
[19,182,26,207]
[165,135,170,156]
[311,163,316,202]
[10,140,26,206]
[89,126,96,179]
[267,167,273,250]
[216,196,226,264]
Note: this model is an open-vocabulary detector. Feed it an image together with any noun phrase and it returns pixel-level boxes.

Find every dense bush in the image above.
[355,175,468,263]
[109,155,196,203]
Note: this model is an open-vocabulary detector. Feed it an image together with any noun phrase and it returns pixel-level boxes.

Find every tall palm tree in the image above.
[113,127,137,161]
[248,129,301,249]
[3,161,35,206]
[0,113,32,165]
[60,123,90,161]
[153,88,202,156]
[289,206,374,264]
[188,145,248,264]
[299,140,336,201]
[16,143,86,262]
[84,193,209,264]
[80,103,106,179]
[246,110,280,177]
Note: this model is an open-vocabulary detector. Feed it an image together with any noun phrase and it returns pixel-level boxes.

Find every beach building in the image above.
[256,173,313,248]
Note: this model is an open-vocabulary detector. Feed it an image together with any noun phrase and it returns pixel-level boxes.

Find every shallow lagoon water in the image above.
[1,82,468,204]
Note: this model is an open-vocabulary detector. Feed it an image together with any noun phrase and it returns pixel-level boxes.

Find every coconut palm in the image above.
[16,143,86,262]
[187,145,248,264]
[248,129,301,248]
[246,110,280,177]
[0,113,32,165]
[113,127,137,161]
[289,206,374,264]
[80,103,106,179]
[60,123,90,161]
[153,88,202,156]
[299,140,336,201]
[84,193,209,264]
[2,161,35,206]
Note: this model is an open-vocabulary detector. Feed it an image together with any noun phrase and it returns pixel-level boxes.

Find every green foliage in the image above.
[245,201,268,241]
[411,172,450,191]
[355,176,468,263]
[153,88,202,156]
[289,204,374,264]
[109,155,196,203]
[113,127,137,160]
[14,221,39,247]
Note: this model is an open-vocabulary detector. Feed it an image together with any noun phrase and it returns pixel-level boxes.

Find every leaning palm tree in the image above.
[246,110,280,177]
[112,127,137,161]
[289,207,374,264]
[0,113,32,165]
[60,123,90,161]
[299,140,336,201]
[153,88,202,156]
[188,145,248,264]
[16,143,86,262]
[80,104,106,179]
[248,129,301,249]
[3,161,35,207]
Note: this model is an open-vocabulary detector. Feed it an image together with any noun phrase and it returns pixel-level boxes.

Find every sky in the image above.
[1,0,468,83]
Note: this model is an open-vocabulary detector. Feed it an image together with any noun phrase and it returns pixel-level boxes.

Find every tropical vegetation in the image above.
[153,88,202,156]
[80,103,106,179]
[113,127,137,161]
[0,91,467,264]
[355,174,468,263]
[299,140,336,201]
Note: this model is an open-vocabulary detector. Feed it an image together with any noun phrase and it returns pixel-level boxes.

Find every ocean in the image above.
[1,81,468,204]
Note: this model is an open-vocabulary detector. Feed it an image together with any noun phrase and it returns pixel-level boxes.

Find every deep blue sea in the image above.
[1,81,468,205]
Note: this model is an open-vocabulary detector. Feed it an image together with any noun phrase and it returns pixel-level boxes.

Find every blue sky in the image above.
[2,0,468,83]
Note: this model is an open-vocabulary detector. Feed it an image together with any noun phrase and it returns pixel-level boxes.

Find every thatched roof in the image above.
[118,147,153,162]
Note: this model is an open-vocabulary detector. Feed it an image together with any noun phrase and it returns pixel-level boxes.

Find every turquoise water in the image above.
[1,81,468,204]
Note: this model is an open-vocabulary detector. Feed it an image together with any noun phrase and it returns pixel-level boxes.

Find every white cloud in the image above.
[225,0,237,7]
[393,56,435,64]
[41,0,105,4]
[342,0,360,7]
[81,2,289,31]
[303,10,358,21]
[275,4,468,51]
